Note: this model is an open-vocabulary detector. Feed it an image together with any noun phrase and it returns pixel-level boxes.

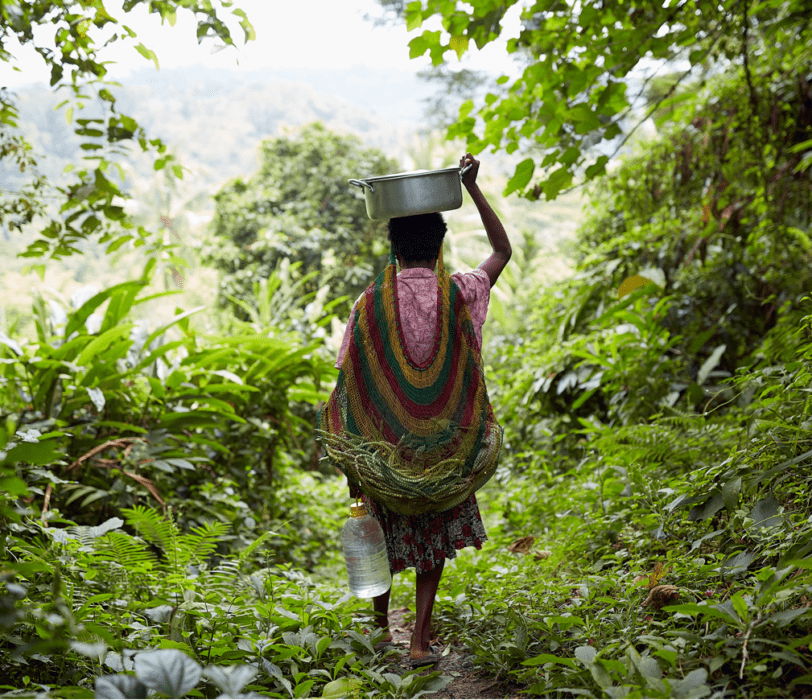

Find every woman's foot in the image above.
[373,629,393,650]
[409,642,440,667]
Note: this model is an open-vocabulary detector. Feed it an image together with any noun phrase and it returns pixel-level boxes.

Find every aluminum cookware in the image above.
[348,164,472,220]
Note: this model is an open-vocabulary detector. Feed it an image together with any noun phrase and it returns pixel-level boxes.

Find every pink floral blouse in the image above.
[335,267,491,369]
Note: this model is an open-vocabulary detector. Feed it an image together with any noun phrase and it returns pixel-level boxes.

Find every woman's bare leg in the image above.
[412,559,445,654]
[373,586,391,637]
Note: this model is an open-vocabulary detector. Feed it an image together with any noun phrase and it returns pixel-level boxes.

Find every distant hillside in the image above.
[0,63,584,342]
[2,64,428,200]
[117,63,435,125]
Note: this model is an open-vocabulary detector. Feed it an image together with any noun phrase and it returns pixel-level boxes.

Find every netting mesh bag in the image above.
[317,246,502,515]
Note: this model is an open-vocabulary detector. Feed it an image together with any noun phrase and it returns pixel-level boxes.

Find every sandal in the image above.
[409,645,441,668]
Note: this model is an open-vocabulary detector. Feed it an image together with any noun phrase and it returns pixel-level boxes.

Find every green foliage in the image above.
[202,123,399,317]
[0,262,336,569]
[0,0,255,258]
[0,502,447,698]
[434,25,812,696]
[0,262,447,696]
[398,0,811,200]
[489,56,812,468]
[421,287,812,697]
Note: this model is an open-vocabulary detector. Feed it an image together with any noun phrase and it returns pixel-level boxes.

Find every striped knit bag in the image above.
[317,245,502,515]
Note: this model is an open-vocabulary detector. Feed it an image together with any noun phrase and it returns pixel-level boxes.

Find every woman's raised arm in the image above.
[460,153,512,288]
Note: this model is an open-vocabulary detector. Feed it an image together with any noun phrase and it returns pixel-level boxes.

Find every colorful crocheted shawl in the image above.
[317,245,502,515]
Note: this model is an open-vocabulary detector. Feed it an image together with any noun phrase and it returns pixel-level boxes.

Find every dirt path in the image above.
[380,607,523,699]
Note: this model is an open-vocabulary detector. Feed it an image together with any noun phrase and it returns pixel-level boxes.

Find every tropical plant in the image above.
[202,122,399,317]
[0,0,255,259]
[0,259,336,558]
[1,501,452,698]
[382,0,811,200]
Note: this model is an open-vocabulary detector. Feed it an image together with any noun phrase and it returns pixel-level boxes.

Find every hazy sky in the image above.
[1,0,524,89]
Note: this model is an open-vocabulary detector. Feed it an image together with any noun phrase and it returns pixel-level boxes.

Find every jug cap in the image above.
[350,504,368,518]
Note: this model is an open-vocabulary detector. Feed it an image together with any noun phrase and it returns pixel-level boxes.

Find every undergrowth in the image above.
[424,294,812,698]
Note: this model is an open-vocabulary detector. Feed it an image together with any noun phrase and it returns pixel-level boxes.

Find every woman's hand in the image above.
[460,153,479,190]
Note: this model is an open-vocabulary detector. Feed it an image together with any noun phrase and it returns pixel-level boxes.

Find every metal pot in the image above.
[348,164,472,220]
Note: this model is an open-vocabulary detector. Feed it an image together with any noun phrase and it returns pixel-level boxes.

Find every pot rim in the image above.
[355,166,462,184]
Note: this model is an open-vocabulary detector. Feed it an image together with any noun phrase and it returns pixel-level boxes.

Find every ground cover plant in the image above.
[0,260,456,697]
[3,1,812,697]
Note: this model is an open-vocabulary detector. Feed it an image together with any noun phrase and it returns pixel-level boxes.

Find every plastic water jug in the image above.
[342,503,391,598]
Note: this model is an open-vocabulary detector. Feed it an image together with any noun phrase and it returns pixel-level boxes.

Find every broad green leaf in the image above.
[670,668,710,698]
[763,607,811,628]
[202,665,258,696]
[721,477,741,512]
[662,602,737,623]
[721,550,758,575]
[749,494,781,530]
[449,34,469,59]
[132,290,184,307]
[405,1,423,31]
[731,592,749,623]
[231,8,256,42]
[157,410,237,430]
[86,386,105,411]
[106,235,133,253]
[95,675,149,699]
[523,653,578,668]
[322,679,362,698]
[543,166,573,200]
[0,476,29,497]
[458,99,474,118]
[5,440,62,466]
[65,281,146,338]
[0,332,23,356]
[688,492,724,521]
[408,30,442,62]
[574,645,597,665]
[504,158,535,196]
[570,103,601,133]
[295,680,316,698]
[143,307,206,353]
[88,518,124,538]
[75,325,132,366]
[71,640,107,658]
[132,340,187,374]
[589,661,613,689]
[134,649,201,697]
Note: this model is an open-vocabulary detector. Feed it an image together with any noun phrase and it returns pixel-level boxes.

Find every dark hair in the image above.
[386,213,447,263]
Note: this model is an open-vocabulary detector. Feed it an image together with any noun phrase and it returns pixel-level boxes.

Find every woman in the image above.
[331,153,511,666]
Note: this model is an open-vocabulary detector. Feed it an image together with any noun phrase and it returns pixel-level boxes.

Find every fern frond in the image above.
[67,525,97,548]
[179,521,230,567]
[122,505,178,558]
[204,560,246,601]
[239,530,274,563]
[591,413,735,474]
[95,531,157,572]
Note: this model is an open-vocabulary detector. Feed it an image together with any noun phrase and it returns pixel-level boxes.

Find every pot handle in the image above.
[348,179,374,193]
[459,163,473,181]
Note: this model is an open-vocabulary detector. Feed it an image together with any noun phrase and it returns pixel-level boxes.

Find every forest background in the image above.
[1,0,811,698]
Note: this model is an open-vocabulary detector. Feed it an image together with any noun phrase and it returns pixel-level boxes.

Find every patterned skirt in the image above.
[361,492,488,574]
